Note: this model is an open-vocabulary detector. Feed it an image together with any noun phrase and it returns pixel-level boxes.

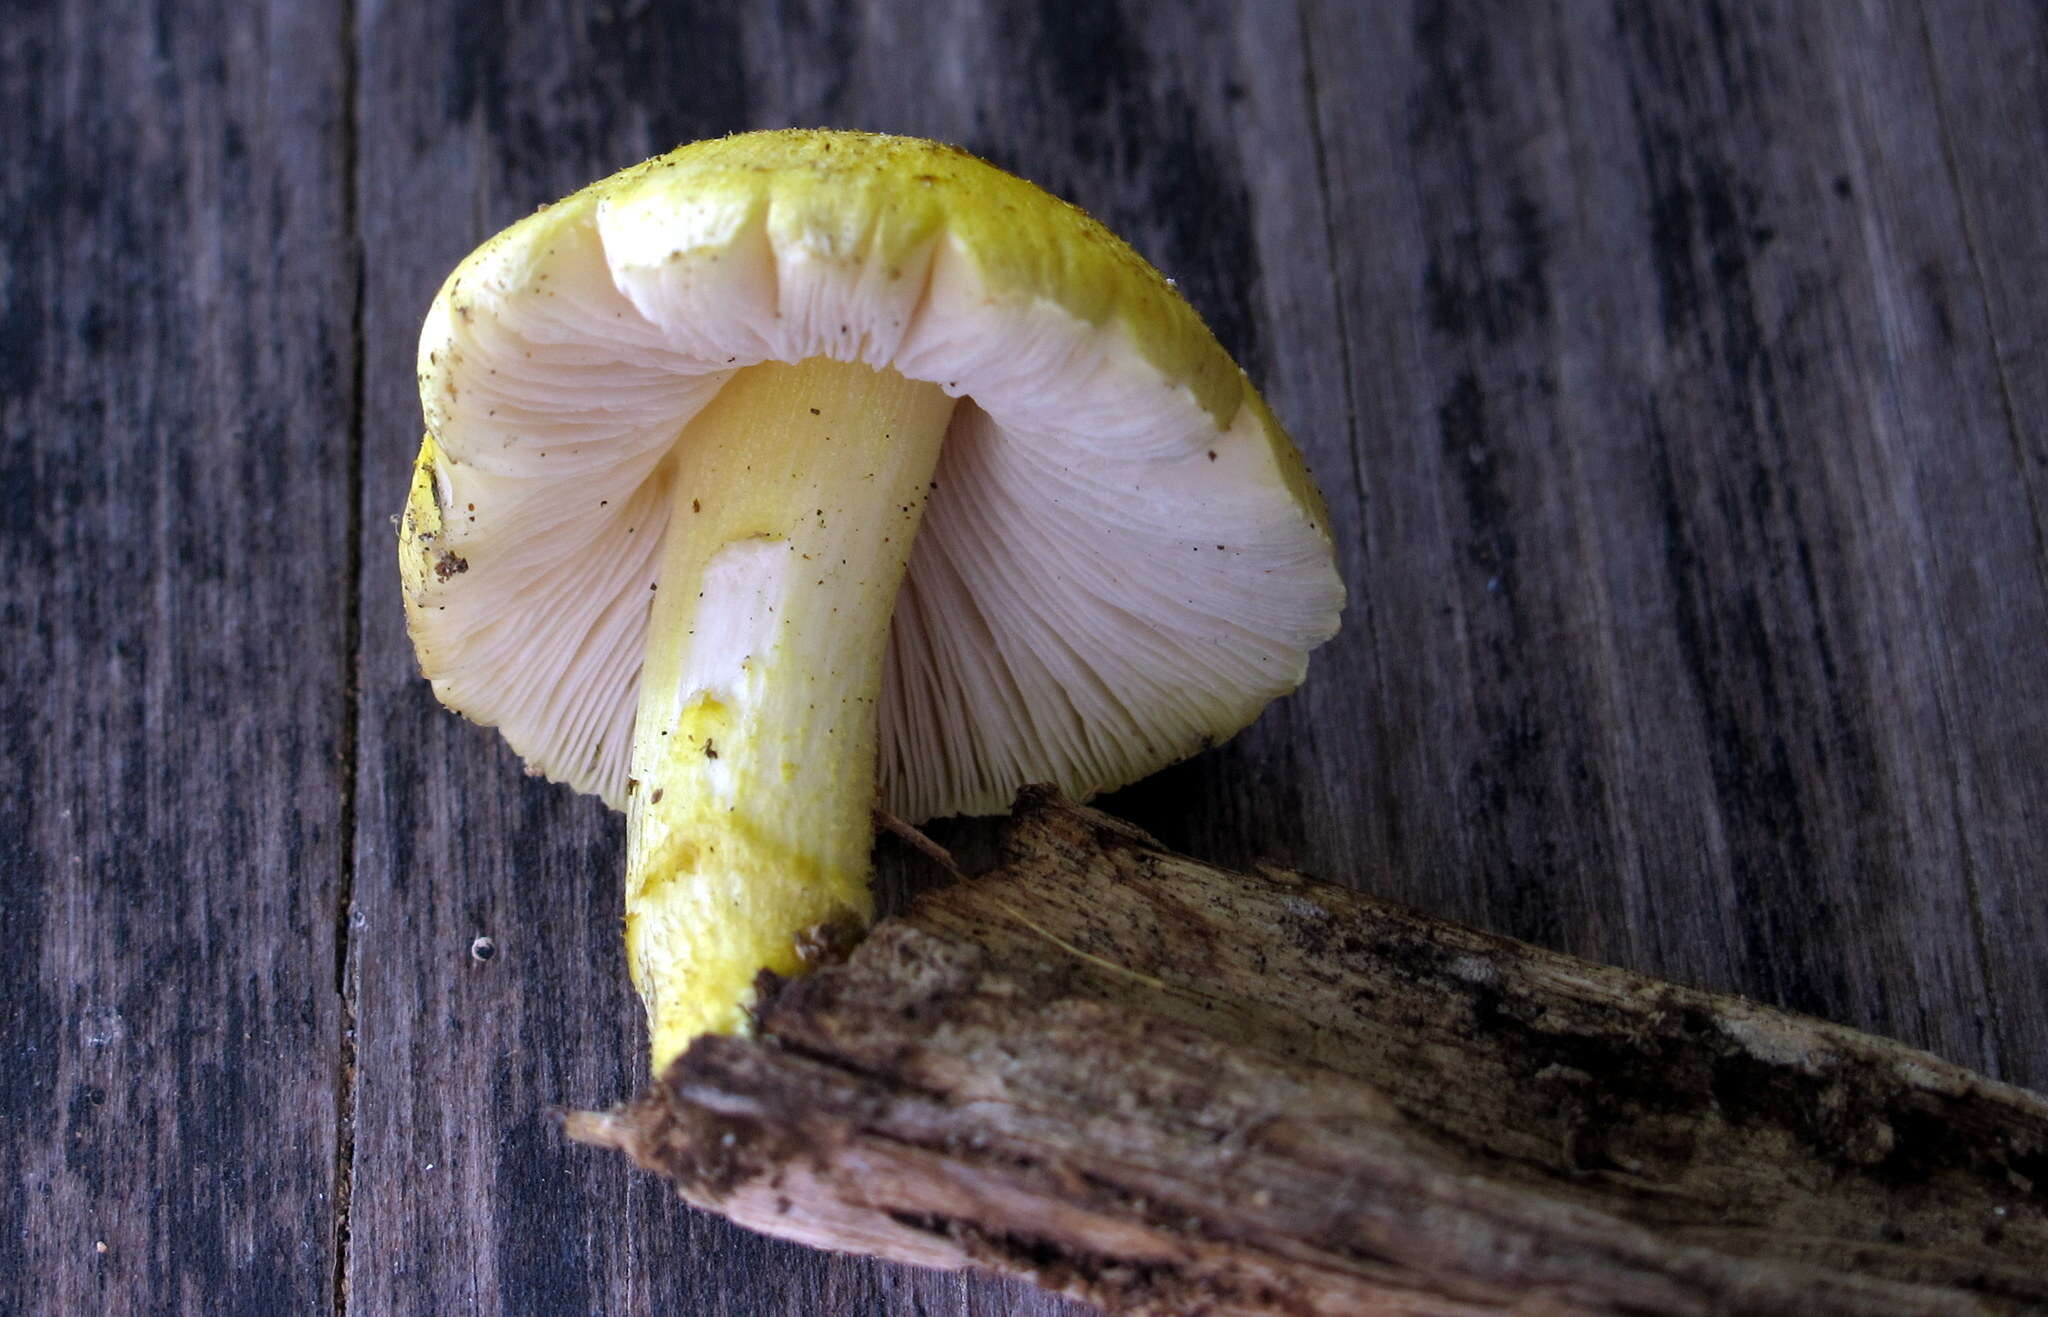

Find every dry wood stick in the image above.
[570,788,2048,1315]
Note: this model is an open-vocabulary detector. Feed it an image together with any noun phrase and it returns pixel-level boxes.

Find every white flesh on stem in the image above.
[626,357,957,1069]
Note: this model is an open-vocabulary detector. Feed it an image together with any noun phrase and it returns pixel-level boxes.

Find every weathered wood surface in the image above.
[4,1,2047,1314]
[577,791,2048,1314]
[0,1,356,1313]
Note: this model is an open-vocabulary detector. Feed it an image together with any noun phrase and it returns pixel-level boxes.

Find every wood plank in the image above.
[347,0,2048,1313]
[350,2,1326,1312]
[1294,0,2048,1091]
[581,793,2048,1315]
[345,3,794,1310]
[1912,0,2048,1088]
[346,4,971,1314]
[0,1,354,1313]
[9,1,2040,1313]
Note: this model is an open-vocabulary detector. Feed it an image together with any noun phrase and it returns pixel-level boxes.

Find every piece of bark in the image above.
[569,789,2048,1315]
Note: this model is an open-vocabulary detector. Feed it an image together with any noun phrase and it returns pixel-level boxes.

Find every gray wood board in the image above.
[5,1,2045,1314]
[0,1,356,1314]
[1274,0,2048,1080]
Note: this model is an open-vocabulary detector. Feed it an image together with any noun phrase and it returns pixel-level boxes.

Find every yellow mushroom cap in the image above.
[400,129,1343,823]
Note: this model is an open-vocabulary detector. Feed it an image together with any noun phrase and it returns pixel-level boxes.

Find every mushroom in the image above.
[399,130,1343,1070]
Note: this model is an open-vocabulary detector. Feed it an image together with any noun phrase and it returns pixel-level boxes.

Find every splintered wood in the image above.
[570,790,2048,1315]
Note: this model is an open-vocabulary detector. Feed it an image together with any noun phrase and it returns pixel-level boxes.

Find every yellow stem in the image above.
[626,357,956,1070]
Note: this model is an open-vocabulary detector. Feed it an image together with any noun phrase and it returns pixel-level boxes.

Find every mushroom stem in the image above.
[626,357,957,1069]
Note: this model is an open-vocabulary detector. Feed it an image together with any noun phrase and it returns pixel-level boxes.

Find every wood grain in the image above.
[0,1,355,1313]
[1283,0,2048,1087]
[5,0,2046,1313]
[1913,0,2048,1090]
